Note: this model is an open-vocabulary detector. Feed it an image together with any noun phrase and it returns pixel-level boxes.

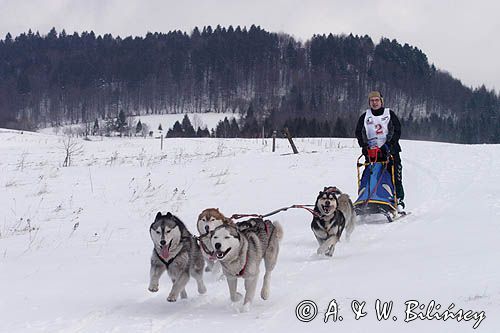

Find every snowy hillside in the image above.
[128,112,240,131]
[0,129,499,333]
[37,112,240,136]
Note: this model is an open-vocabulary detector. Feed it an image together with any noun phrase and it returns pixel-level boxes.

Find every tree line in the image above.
[0,26,498,143]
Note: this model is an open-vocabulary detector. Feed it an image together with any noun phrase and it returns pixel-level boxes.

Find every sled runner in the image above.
[353,148,403,222]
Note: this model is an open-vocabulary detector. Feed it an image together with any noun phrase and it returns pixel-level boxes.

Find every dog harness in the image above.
[314,210,343,233]
[196,233,215,257]
[236,254,248,277]
[154,248,177,268]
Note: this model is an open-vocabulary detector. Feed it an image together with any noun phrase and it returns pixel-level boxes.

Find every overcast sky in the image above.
[1,0,498,92]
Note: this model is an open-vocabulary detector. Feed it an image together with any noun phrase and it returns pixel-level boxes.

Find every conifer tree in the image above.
[136,120,142,134]
[181,114,196,137]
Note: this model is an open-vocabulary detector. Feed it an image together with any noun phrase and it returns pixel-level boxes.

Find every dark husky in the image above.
[311,187,356,256]
[148,212,206,302]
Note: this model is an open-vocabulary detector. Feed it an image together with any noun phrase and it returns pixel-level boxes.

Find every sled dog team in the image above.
[148,186,356,311]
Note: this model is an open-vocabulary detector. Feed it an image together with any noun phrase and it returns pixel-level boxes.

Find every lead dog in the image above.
[148,212,207,301]
[311,186,356,256]
[210,218,283,311]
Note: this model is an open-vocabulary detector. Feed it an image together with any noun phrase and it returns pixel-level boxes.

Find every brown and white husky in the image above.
[196,208,234,272]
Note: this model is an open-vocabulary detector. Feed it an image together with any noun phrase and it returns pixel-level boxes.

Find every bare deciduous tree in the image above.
[61,136,84,167]
[141,123,150,137]
[191,114,204,130]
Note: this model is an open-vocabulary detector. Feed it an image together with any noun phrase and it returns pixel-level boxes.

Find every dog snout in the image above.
[160,240,166,246]
[324,200,330,206]
[214,242,221,250]
[204,225,210,233]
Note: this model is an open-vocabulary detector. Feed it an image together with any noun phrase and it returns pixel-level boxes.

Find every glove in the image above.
[381,144,389,153]
[379,144,392,160]
[368,147,380,160]
[362,146,368,156]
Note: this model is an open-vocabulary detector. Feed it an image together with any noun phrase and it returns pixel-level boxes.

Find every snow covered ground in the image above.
[1,129,499,332]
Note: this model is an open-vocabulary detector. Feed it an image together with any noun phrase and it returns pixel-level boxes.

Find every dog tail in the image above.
[337,193,353,212]
[337,194,356,239]
[272,221,284,242]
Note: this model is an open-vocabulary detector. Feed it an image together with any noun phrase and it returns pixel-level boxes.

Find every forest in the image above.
[0,25,498,143]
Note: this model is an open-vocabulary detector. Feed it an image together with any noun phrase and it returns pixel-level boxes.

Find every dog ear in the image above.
[155,212,162,220]
[166,212,172,218]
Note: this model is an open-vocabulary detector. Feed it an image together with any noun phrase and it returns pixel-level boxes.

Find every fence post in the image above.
[272,130,277,152]
[283,127,298,154]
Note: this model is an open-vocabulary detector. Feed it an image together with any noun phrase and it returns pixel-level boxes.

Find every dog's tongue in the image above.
[160,247,170,259]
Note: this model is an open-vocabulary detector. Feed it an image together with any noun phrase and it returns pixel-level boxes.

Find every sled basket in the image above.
[354,155,398,216]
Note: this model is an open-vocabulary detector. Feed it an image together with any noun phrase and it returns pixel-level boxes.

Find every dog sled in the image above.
[353,148,405,222]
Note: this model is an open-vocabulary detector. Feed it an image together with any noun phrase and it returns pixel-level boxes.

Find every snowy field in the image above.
[0,128,499,333]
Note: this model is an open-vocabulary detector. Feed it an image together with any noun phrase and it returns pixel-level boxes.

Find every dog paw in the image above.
[231,292,243,302]
[167,294,177,302]
[240,303,251,313]
[148,285,159,292]
[317,246,328,256]
[198,284,207,294]
[261,288,269,300]
[325,247,335,257]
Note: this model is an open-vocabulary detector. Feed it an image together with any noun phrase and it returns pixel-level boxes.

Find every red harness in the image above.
[237,255,248,277]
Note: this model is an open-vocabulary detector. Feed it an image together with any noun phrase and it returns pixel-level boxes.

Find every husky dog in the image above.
[148,212,207,302]
[311,186,356,256]
[196,208,234,272]
[210,218,283,311]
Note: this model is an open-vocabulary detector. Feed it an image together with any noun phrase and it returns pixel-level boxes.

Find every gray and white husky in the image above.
[210,218,283,311]
[311,186,356,256]
[148,212,207,302]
